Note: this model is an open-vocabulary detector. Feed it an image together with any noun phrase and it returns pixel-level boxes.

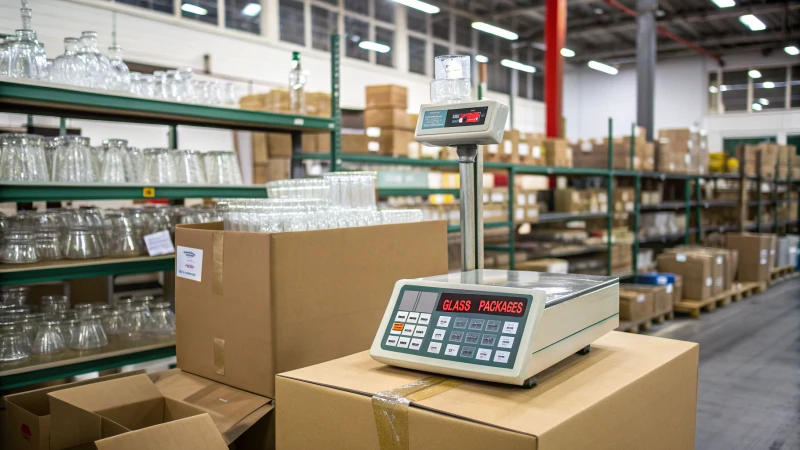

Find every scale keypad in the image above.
[381,288,528,369]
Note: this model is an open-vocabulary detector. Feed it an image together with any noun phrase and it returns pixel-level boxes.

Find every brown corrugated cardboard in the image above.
[276,332,698,450]
[544,138,573,167]
[366,129,414,157]
[265,133,292,157]
[619,289,654,321]
[364,108,413,130]
[4,371,144,450]
[725,233,776,282]
[657,252,714,299]
[175,221,448,398]
[366,85,408,109]
[621,284,671,316]
[92,414,228,450]
[667,247,728,293]
[515,258,568,273]
[341,133,369,154]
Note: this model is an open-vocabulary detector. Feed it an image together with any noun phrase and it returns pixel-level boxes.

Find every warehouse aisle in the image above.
[651,278,800,450]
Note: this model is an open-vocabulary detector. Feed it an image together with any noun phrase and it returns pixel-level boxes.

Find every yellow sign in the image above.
[143,187,156,198]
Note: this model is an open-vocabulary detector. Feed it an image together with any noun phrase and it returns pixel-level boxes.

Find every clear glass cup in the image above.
[31,320,65,354]
[146,302,175,336]
[129,72,142,96]
[91,303,112,316]
[140,74,156,99]
[124,146,143,182]
[6,27,48,80]
[107,45,131,91]
[0,324,30,361]
[100,139,128,182]
[43,136,61,181]
[69,314,107,350]
[63,226,104,259]
[75,31,112,89]
[142,148,176,184]
[153,70,168,99]
[0,133,49,182]
[50,37,81,85]
[73,303,93,319]
[101,310,124,335]
[52,136,95,183]
[17,318,37,346]
[60,318,81,344]
[42,295,69,315]
[172,149,207,184]
[165,70,180,100]
[89,146,105,181]
[204,150,243,185]
[116,297,135,311]
[35,230,63,260]
[1,230,39,264]
[3,286,30,306]
[177,68,196,102]
[223,82,237,105]
[122,305,150,340]
[0,37,11,77]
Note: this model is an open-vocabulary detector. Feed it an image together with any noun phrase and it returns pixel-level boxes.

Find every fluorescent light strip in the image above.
[472,22,519,41]
[358,41,391,53]
[739,14,766,31]
[500,59,535,73]
[475,54,489,63]
[762,81,775,89]
[181,3,207,15]
[391,0,439,14]
[588,60,618,75]
[708,86,719,94]
[711,0,735,8]
[751,103,762,111]
[748,69,761,79]
[759,98,769,106]
[785,46,800,56]
[560,48,576,58]
[242,2,261,16]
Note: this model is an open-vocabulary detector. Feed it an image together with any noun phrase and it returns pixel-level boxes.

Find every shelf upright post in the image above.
[168,125,178,149]
[59,118,66,136]
[330,34,341,172]
[633,173,641,281]
[695,177,702,243]
[629,122,635,171]
[756,151,762,232]
[684,177,691,244]
[607,117,614,276]
[772,164,779,234]
[508,167,515,270]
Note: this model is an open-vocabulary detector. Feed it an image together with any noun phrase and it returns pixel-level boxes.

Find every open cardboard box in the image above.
[47,373,272,450]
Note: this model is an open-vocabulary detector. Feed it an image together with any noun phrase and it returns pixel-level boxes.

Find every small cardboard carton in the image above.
[364,108,414,130]
[175,221,448,397]
[543,138,573,167]
[657,252,714,300]
[725,232,776,282]
[621,284,671,316]
[619,289,654,321]
[666,247,727,294]
[366,85,408,109]
[276,332,699,449]
[4,371,144,450]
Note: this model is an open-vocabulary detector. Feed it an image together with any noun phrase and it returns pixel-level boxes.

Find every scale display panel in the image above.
[414,100,508,147]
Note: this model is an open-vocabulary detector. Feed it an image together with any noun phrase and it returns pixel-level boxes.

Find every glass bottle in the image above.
[50,37,80,85]
[75,31,112,89]
[288,51,306,114]
[107,45,131,92]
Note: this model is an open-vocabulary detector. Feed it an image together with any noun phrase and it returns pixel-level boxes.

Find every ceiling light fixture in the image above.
[390,0,439,14]
[711,0,735,8]
[720,85,728,91]
[501,59,536,73]
[785,46,800,56]
[594,7,604,14]
[748,69,762,79]
[588,60,618,75]
[708,86,719,94]
[472,22,519,41]
[759,98,769,106]
[560,48,576,58]
[739,14,766,31]
[241,2,261,16]
[181,3,207,15]
[475,54,489,63]
[358,41,391,53]
[762,81,775,89]
[751,103,762,111]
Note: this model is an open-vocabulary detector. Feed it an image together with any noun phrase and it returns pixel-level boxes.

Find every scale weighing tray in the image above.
[370,269,620,387]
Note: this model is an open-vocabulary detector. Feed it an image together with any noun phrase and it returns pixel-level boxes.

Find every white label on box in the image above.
[716,277,723,287]
[483,193,489,203]
[527,208,538,217]
[637,295,645,303]
[706,277,712,287]
[517,194,525,205]
[666,284,674,294]
[144,230,175,256]
[491,192,504,203]
[684,154,691,164]
[367,141,380,152]
[504,140,512,155]
[625,202,634,212]
[716,256,723,265]
[770,249,775,255]
[366,127,381,138]
[177,246,203,282]
[581,142,592,152]
[293,118,304,126]
[760,257,767,265]
[533,146,542,158]
[676,253,687,262]
[519,143,530,156]
[657,276,667,284]
[516,208,524,220]
[761,249,767,257]
[488,144,498,154]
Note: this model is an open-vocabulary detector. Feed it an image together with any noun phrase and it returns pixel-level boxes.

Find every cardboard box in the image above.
[544,138,573,167]
[670,246,737,292]
[253,158,291,184]
[4,371,144,450]
[657,252,714,300]
[341,133,369,154]
[265,133,292,157]
[276,332,698,449]
[175,221,448,398]
[364,108,413,130]
[500,129,520,163]
[515,258,569,273]
[253,133,269,163]
[366,85,407,109]
[366,129,415,157]
[635,273,682,306]
[621,284,671,316]
[725,232,776,282]
[619,289,654,321]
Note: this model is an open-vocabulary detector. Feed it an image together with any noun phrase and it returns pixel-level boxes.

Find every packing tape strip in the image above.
[214,337,225,375]
[371,376,463,450]
[212,231,224,295]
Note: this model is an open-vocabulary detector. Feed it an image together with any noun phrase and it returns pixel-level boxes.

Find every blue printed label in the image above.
[421,110,447,130]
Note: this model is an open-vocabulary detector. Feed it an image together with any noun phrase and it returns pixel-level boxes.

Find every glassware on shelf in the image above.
[380,209,424,225]
[165,70,180,100]
[43,137,60,180]
[91,303,112,316]
[107,45,131,92]
[74,31,112,89]
[2,286,29,306]
[6,25,48,80]
[101,310,124,335]
[35,230,63,260]
[140,74,156,99]
[324,171,377,210]
[222,82,237,106]
[146,302,175,336]
[52,136,95,183]
[62,226,104,259]
[0,133,49,182]
[73,303,93,319]
[69,314,107,349]
[0,323,29,361]
[116,297,135,311]
[124,146,143,182]
[1,231,39,264]
[122,305,150,340]
[31,320,66,354]
[100,139,128,182]
[42,295,69,315]
[50,37,81,85]
[0,37,11,77]
[17,318,37,346]
[204,150,243,185]
[177,68,196,102]
[173,149,207,184]
[60,318,80,344]
[142,148,176,184]
[105,211,142,257]
[152,70,168,100]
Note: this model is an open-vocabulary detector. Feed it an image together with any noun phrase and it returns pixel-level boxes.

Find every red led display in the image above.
[436,292,527,317]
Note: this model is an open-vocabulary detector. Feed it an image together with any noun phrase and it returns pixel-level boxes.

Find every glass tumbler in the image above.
[63,226,104,259]
[146,302,175,336]
[69,314,107,350]
[101,310,124,335]
[116,297,135,311]
[3,286,30,306]
[122,306,150,340]
[73,303,93,319]
[100,139,128,182]
[0,324,29,361]
[52,136,94,183]
[42,295,70,315]
[172,149,207,184]
[0,133,49,182]
[44,137,61,180]
[142,148,176,184]
[1,231,39,264]
[31,320,65,354]
[35,230,62,260]
[6,29,48,80]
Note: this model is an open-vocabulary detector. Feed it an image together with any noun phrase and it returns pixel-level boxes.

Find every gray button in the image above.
[398,290,419,311]
[480,334,496,346]
[468,319,485,331]
[485,320,501,333]
[453,318,469,329]
[415,292,437,313]
[449,331,464,342]
[464,332,480,344]
[460,346,476,358]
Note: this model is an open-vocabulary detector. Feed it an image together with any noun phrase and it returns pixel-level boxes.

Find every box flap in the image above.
[94,414,228,450]
[150,369,273,444]
[278,331,697,438]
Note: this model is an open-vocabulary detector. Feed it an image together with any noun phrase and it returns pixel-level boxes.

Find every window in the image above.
[225,0,260,34]
[533,74,543,102]
[408,36,426,74]
[720,70,748,112]
[279,0,305,45]
[454,15,472,47]
[345,16,370,61]
[752,67,786,111]
[345,0,369,15]
[374,0,395,23]
[312,6,338,51]
[432,11,449,41]
[488,62,510,95]
[433,43,449,59]
[375,26,394,67]
[181,0,218,25]
[707,72,720,113]
[479,33,495,54]
[793,65,800,109]
[115,0,174,14]
[316,0,338,5]
[407,8,427,33]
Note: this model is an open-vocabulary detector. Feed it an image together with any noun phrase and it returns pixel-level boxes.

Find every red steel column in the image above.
[545,0,566,138]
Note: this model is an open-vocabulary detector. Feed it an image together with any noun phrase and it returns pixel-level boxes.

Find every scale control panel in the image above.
[379,287,531,369]
[414,100,509,148]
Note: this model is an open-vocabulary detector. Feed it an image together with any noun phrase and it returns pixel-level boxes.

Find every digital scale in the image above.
[370,55,620,387]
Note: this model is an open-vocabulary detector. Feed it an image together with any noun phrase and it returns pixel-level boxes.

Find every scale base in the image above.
[521,345,592,390]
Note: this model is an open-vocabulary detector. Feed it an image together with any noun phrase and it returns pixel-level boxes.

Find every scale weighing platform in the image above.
[370,270,619,387]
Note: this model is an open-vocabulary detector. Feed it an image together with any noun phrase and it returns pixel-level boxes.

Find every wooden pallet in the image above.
[674,288,735,318]
[737,281,767,298]
[617,311,675,333]
[770,265,796,282]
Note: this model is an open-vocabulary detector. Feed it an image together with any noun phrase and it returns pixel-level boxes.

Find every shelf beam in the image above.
[0,184,267,202]
[0,256,175,286]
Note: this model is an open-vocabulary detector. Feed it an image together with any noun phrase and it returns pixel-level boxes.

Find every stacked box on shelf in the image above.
[657,250,722,300]
[639,212,686,239]
[658,127,709,175]
[518,132,546,165]
[611,244,632,273]
[637,273,683,306]
[362,85,414,157]
[515,258,569,273]
[554,188,608,213]
[777,235,799,267]
[618,288,654,321]
[655,138,688,173]
[514,188,540,222]
[543,138,573,167]
[621,284,672,318]
[725,232,776,282]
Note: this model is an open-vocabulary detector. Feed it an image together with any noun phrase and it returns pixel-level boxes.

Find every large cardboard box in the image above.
[725,232,776,282]
[342,133,369,154]
[364,108,413,130]
[619,289,654,321]
[276,332,698,449]
[543,138,573,167]
[4,371,144,450]
[366,129,414,157]
[621,284,671,316]
[366,84,408,109]
[657,252,714,300]
[265,133,292,157]
[175,221,448,397]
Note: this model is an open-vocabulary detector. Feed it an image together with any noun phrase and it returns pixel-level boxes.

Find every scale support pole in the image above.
[457,145,482,271]
[636,0,657,141]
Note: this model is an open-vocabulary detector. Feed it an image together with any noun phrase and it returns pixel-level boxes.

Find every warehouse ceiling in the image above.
[454,0,799,66]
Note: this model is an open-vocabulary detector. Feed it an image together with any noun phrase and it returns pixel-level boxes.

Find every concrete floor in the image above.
[646,277,800,450]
